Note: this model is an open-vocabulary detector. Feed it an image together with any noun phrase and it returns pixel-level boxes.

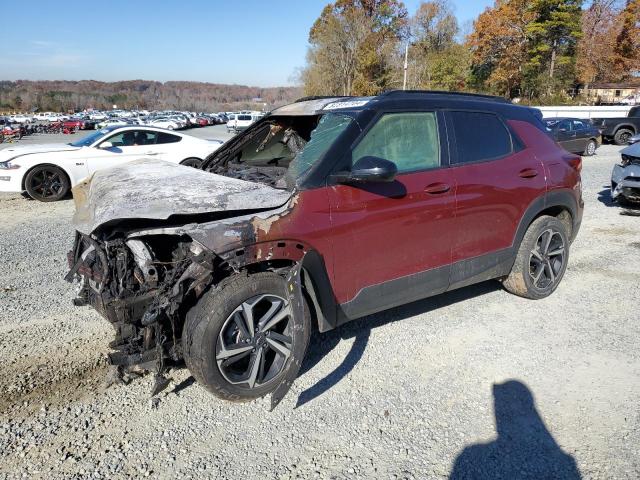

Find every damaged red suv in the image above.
[67,91,583,407]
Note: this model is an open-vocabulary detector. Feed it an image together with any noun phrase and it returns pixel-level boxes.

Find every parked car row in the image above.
[0,126,224,201]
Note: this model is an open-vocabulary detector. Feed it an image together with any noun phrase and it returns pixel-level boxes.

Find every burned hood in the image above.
[72,158,293,234]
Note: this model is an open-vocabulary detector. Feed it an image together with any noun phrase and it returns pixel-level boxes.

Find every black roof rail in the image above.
[294,95,352,103]
[380,90,511,104]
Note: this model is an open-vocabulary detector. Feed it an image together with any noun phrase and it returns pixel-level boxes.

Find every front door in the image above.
[327,111,455,318]
[84,130,160,175]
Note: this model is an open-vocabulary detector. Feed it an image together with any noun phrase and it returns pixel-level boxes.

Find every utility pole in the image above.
[403,43,409,90]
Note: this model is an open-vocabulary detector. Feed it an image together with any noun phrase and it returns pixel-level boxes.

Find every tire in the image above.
[183,271,311,402]
[180,157,203,168]
[614,128,633,146]
[583,139,597,156]
[502,215,569,300]
[24,165,70,202]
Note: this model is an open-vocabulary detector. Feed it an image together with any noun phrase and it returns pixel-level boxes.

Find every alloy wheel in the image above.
[528,229,566,290]
[29,169,64,199]
[587,141,596,156]
[216,294,293,388]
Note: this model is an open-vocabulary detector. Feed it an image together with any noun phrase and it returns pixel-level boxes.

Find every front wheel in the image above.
[502,216,569,299]
[24,165,70,202]
[183,272,310,402]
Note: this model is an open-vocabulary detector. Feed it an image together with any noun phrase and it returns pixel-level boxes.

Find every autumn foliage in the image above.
[303,0,640,100]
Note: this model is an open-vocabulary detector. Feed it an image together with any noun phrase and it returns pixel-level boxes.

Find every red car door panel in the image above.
[448,112,547,265]
[328,170,456,306]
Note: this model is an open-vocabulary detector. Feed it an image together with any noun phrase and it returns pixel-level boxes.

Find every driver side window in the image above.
[352,112,440,173]
[102,130,157,147]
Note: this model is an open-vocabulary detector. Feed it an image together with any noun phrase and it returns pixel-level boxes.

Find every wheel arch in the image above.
[216,241,339,333]
[513,190,580,250]
[613,124,636,135]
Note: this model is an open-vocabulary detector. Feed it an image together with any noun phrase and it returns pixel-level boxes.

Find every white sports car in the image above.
[0,126,224,201]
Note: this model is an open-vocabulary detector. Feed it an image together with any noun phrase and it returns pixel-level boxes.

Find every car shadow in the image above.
[295,280,500,408]
[597,186,640,214]
[449,380,581,479]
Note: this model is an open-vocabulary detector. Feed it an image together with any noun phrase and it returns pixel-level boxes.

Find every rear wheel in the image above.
[183,272,310,402]
[614,128,633,145]
[583,139,597,156]
[502,216,569,299]
[24,165,70,202]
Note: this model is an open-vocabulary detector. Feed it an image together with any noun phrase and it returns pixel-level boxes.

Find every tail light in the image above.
[563,153,582,173]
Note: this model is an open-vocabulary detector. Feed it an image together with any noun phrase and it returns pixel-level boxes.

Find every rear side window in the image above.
[156,132,181,144]
[450,112,512,164]
[352,112,440,173]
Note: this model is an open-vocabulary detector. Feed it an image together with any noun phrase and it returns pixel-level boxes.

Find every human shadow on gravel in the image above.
[295,281,500,408]
[449,380,581,480]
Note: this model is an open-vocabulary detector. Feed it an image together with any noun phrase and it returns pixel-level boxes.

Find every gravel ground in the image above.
[0,135,638,479]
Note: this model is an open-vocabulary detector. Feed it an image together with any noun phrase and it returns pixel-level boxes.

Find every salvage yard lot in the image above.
[0,138,638,478]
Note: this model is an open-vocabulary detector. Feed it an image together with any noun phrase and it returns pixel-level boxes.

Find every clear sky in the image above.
[0,0,492,86]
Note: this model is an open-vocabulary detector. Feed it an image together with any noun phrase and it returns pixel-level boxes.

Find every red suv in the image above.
[67,91,583,407]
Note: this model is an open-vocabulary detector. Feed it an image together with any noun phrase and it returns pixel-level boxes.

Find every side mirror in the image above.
[346,156,398,183]
[99,141,113,149]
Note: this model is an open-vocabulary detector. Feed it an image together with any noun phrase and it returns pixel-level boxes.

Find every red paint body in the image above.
[249,118,582,306]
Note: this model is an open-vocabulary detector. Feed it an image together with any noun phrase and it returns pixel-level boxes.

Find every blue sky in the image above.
[0,0,492,86]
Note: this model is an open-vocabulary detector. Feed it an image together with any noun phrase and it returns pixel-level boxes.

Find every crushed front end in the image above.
[66,231,219,391]
[612,150,640,204]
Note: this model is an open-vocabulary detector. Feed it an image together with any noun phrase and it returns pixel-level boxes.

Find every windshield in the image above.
[69,127,118,147]
[287,113,353,180]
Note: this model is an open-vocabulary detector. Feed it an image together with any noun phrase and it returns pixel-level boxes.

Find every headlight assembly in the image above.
[0,160,21,170]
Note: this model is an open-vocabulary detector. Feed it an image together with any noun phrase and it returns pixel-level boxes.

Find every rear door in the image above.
[554,119,578,152]
[327,110,455,316]
[570,119,589,153]
[446,110,547,288]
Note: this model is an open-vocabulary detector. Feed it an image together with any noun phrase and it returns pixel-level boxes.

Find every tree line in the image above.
[0,80,302,113]
[301,0,640,102]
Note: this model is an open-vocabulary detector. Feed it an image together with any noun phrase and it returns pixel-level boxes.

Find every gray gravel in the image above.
[0,134,639,479]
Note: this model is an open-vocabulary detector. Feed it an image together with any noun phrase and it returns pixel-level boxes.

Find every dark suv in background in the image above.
[67,91,583,407]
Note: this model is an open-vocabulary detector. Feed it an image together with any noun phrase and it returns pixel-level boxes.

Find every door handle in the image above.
[145,151,160,155]
[424,182,451,194]
[518,168,538,178]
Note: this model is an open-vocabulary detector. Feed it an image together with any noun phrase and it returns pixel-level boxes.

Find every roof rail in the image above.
[381,90,511,104]
[294,95,352,103]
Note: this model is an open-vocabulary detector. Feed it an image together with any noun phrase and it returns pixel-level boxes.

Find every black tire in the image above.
[614,128,633,146]
[180,157,203,168]
[183,271,311,402]
[502,215,569,300]
[583,139,597,156]
[24,165,70,202]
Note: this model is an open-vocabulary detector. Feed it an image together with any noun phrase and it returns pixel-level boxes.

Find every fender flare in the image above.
[613,124,637,135]
[217,240,339,333]
[512,189,580,249]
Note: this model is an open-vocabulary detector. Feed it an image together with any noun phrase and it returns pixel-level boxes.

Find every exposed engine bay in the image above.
[204,115,318,189]
[65,114,322,402]
[66,231,223,394]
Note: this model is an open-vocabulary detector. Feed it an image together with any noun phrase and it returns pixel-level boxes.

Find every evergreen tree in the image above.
[523,0,583,98]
